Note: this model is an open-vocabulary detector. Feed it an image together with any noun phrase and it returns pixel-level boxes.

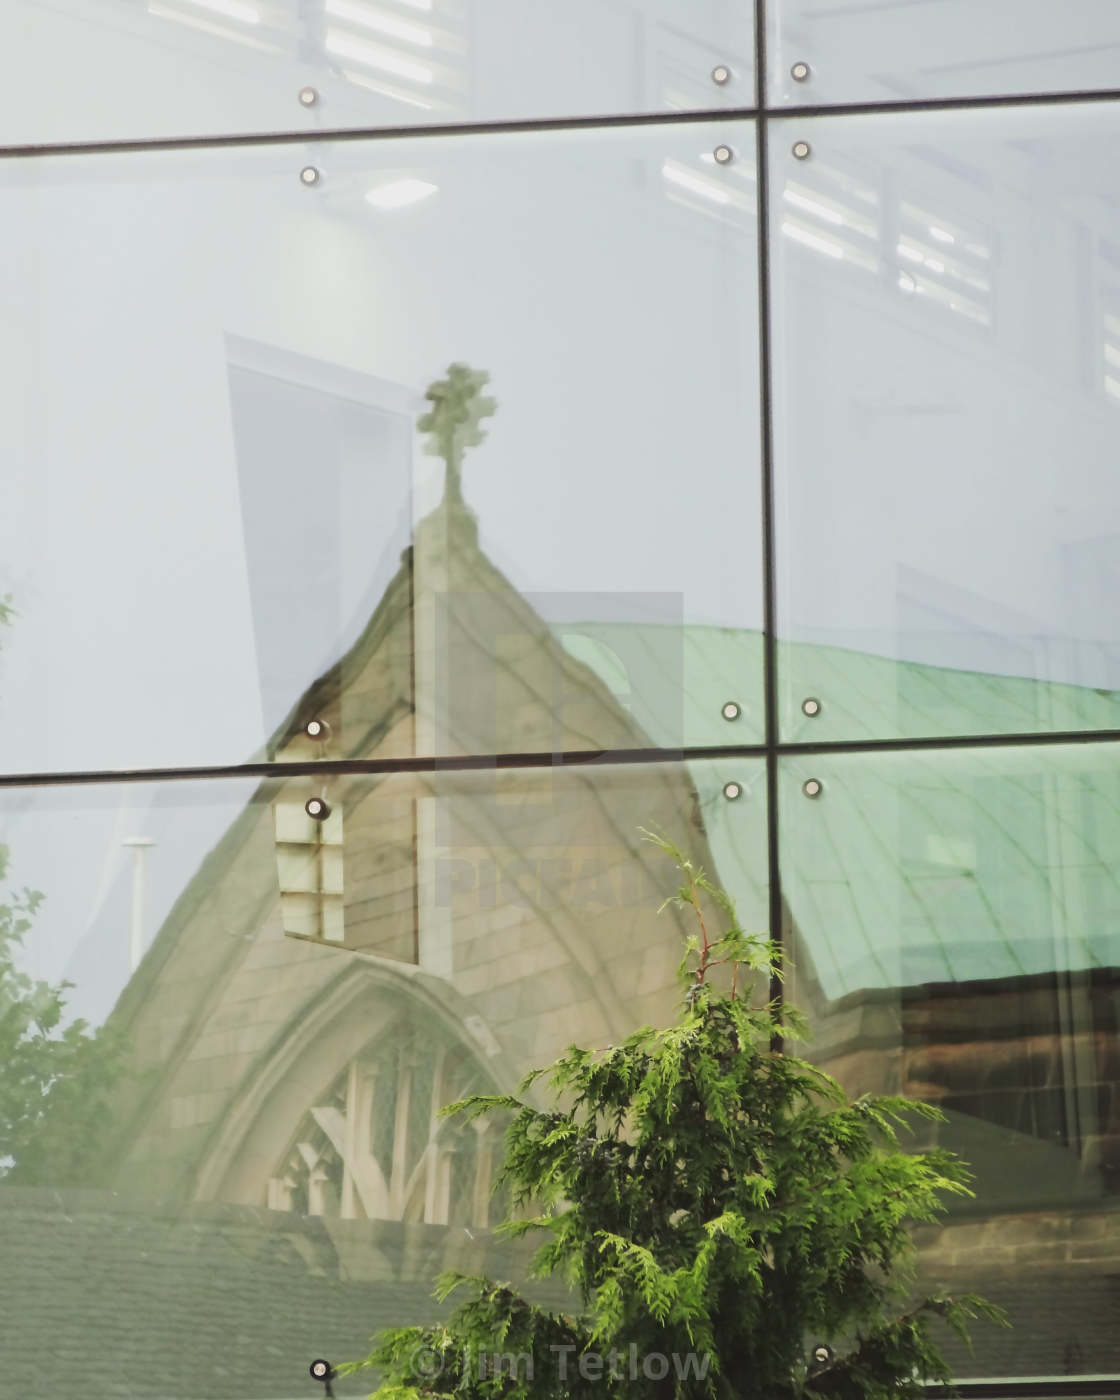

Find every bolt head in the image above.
[802,778,823,799]
[713,144,734,165]
[300,165,321,186]
[792,140,811,161]
[299,86,319,107]
[305,718,330,740]
[723,781,743,802]
[791,61,811,82]
[721,700,741,721]
[305,796,332,820]
[310,1360,332,1381]
[801,697,821,717]
[711,64,732,86]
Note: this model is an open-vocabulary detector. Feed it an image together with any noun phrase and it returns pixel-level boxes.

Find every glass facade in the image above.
[0,2,1117,1395]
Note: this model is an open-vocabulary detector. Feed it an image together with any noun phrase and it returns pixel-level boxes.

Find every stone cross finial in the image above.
[418,363,497,505]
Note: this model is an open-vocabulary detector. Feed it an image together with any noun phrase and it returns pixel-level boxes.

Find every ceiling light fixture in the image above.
[365,178,439,209]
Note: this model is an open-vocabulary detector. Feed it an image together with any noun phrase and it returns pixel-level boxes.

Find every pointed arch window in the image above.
[267,1021,501,1227]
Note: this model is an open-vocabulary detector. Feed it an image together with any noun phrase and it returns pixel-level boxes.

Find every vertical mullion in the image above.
[753,0,785,1026]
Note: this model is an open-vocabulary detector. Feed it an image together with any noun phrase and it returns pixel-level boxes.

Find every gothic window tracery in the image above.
[266,1019,501,1227]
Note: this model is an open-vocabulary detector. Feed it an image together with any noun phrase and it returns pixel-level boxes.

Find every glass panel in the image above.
[0,757,765,1393]
[780,744,1120,1379]
[768,0,1120,107]
[770,104,1120,742]
[0,0,753,146]
[0,120,762,773]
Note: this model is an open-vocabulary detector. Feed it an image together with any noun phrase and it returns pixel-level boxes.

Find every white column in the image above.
[122,837,156,973]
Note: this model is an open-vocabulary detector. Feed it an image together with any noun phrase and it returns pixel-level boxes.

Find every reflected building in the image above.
[3,435,1112,1394]
[6,3,1120,1397]
[103,481,725,1217]
[1,375,1120,1392]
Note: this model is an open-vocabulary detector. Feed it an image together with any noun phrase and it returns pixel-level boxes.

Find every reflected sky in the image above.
[773,102,1120,737]
[0,120,762,772]
[769,0,1120,106]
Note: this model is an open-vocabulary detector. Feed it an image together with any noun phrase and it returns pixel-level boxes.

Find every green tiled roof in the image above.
[559,623,1120,996]
[561,622,1120,747]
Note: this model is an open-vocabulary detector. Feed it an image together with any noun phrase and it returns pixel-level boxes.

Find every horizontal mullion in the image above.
[0,106,750,162]
[925,1380,1120,1399]
[4,726,1120,788]
[8,82,1120,161]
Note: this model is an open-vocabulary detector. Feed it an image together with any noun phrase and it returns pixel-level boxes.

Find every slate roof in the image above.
[0,1189,436,1400]
[916,1263,1120,1381]
[2,1189,1117,1398]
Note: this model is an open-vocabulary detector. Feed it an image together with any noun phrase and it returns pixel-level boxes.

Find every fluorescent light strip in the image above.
[182,0,259,21]
[147,2,276,49]
[325,0,432,47]
[340,68,434,108]
[913,276,987,323]
[782,221,844,260]
[326,28,433,82]
[662,160,731,206]
[783,187,845,227]
[929,225,955,244]
[698,151,756,183]
[825,169,878,207]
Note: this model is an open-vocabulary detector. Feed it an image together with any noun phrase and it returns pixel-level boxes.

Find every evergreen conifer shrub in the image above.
[346,832,1005,1400]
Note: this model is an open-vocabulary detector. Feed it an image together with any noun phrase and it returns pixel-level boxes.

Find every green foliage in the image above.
[0,601,128,1185]
[0,843,128,1185]
[348,832,1007,1400]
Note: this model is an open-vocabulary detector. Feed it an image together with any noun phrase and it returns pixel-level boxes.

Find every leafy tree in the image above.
[345,833,1005,1400]
[0,595,127,1185]
[0,847,128,1186]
